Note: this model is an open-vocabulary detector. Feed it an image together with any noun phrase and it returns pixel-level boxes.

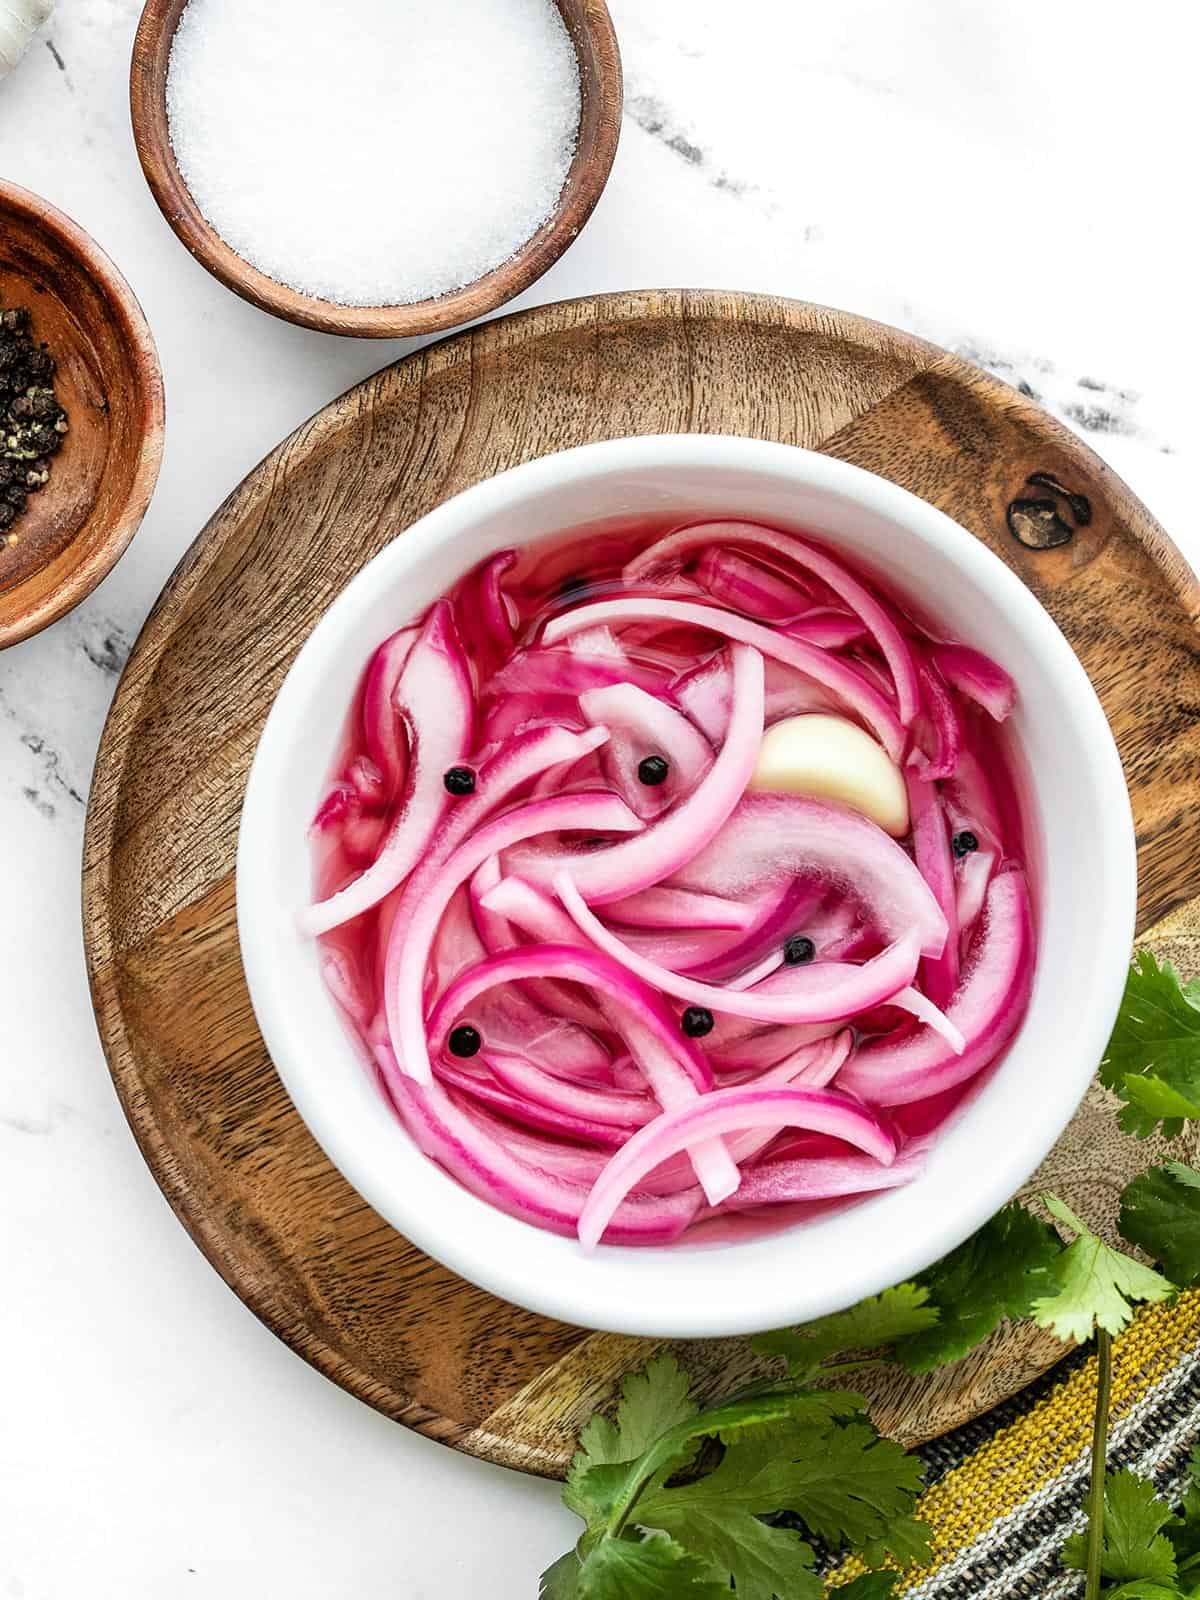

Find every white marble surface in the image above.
[0,1,1196,1594]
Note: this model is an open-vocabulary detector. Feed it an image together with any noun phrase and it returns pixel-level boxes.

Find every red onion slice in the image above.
[544,599,904,759]
[486,1050,655,1129]
[384,1064,702,1243]
[514,643,764,904]
[557,869,923,1026]
[933,642,1017,721]
[908,776,960,1008]
[839,870,1033,1106]
[578,681,713,820]
[578,1085,895,1249]
[477,549,519,655]
[669,793,948,959]
[695,546,810,621]
[302,603,474,935]
[606,886,755,932]
[432,1058,625,1147]
[425,941,738,1203]
[723,1145,926,1209]
[387,793,641,1085]
[624,520,921,726]
[360,625,417,799]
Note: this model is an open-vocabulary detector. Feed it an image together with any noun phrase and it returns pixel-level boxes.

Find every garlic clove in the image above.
[748,713,910,836]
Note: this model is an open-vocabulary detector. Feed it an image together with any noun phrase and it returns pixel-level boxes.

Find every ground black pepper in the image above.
[0,301,67,553]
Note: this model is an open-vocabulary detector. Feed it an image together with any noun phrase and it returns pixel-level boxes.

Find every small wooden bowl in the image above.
[0,182,165,650]
[130,0,623,339]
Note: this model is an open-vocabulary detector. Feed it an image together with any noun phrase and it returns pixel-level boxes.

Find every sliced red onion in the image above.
[486,1050,655,1129]
[908,661,960,782]
[933,642,1017,721]
[466,1105,613,1184]
[788,611,868,649]
[432,1058,625,1147]
[517,644,764,904]
[477,550,519,655]
[674,656,731,742]
[578,1085,895,1249]
[908,776,960,1008]
[385,1065,701,1243]
[360,625,417,798]
[727,949,785,990]
[694,546,809,622]
[557,869,922,1025]
[302,602,474,934]
[492,645,663,702]
[606,886,755,932]
[723,1145,926,1209]
[624,521,921,727]
[839,870,1033,1106]
[956,847,996,942]
[579,681,713,820]
[386,793,640,1086]
[670,793,948,959]
[545,599,904,759]
[320,948,373,1027]
[424,941,738,1203]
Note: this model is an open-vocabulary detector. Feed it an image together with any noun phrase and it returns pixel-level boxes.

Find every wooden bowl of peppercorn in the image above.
[0,180,164,648]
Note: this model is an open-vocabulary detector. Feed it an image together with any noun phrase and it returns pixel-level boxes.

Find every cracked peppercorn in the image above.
[1,303,66,552]
[952,830,979,858]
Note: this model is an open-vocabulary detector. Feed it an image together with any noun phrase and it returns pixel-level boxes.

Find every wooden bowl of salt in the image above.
[130,0,622,339]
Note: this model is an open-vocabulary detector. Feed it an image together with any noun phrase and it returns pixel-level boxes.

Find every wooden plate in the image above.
[83,292,1200,1478]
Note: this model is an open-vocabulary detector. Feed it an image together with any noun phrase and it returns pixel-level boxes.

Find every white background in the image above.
[1,2,1197,1594]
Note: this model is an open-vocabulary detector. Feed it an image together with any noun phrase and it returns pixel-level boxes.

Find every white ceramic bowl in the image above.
[238,435,1135,1338]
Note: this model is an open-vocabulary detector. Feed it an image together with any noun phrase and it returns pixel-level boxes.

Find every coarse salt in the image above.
[165,0,581,308]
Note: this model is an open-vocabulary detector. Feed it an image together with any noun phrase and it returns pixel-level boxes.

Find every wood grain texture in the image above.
[82,291,1200,1478]
[129,0,623,338]
[0,180,164,647]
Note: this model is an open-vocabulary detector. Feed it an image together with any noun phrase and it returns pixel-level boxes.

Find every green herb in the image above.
[751,1284,939,1380]
[1100,953,1200,1137]
[1030,1196,1173,1344]
[896,1204,1063,1371]
[1120,1164,1200,1284]
[544,1347,929,1596]
[1063,1471,1180,1588]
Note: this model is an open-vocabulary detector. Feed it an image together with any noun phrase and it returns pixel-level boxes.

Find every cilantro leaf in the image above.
[576,1532,731,1599]
[1106,1585,1189,1598]
[752,1285,938,1379]
[1121,1164,1200,1286]
[1031,1195,1174,1343]
[539,1550,582,1600]
[1169,1447,1200,1577]
[564,1355,698,1524]
[636,1431,821,1600]
[1063,1471,1178,1584]
[834,1576,901,1599]
[896,1204,1064,1371]
[1101,952,1200,1138]
[696,1419,928,1567]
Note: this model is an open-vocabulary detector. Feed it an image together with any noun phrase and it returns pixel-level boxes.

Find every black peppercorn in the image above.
[3,485,26,511]
[951,830,979,858]
[0,308,29,334]
[0,503,14,531]
[30,391,59,422]
[447,1024,482,1058]
[0,460,15,487]
[637,754,670,787]
[25,349,53,379]
[783,935,816,965]
[443,765,476,796]
[681,1006,715,1038]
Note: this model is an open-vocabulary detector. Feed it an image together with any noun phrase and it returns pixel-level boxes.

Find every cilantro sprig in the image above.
[542,949,1200,1600]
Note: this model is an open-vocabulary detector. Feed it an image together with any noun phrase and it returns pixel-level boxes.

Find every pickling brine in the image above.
[302,517,1035,1249]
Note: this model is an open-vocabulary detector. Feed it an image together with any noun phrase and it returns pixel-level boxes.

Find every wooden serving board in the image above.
[83,292,1200,1478]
